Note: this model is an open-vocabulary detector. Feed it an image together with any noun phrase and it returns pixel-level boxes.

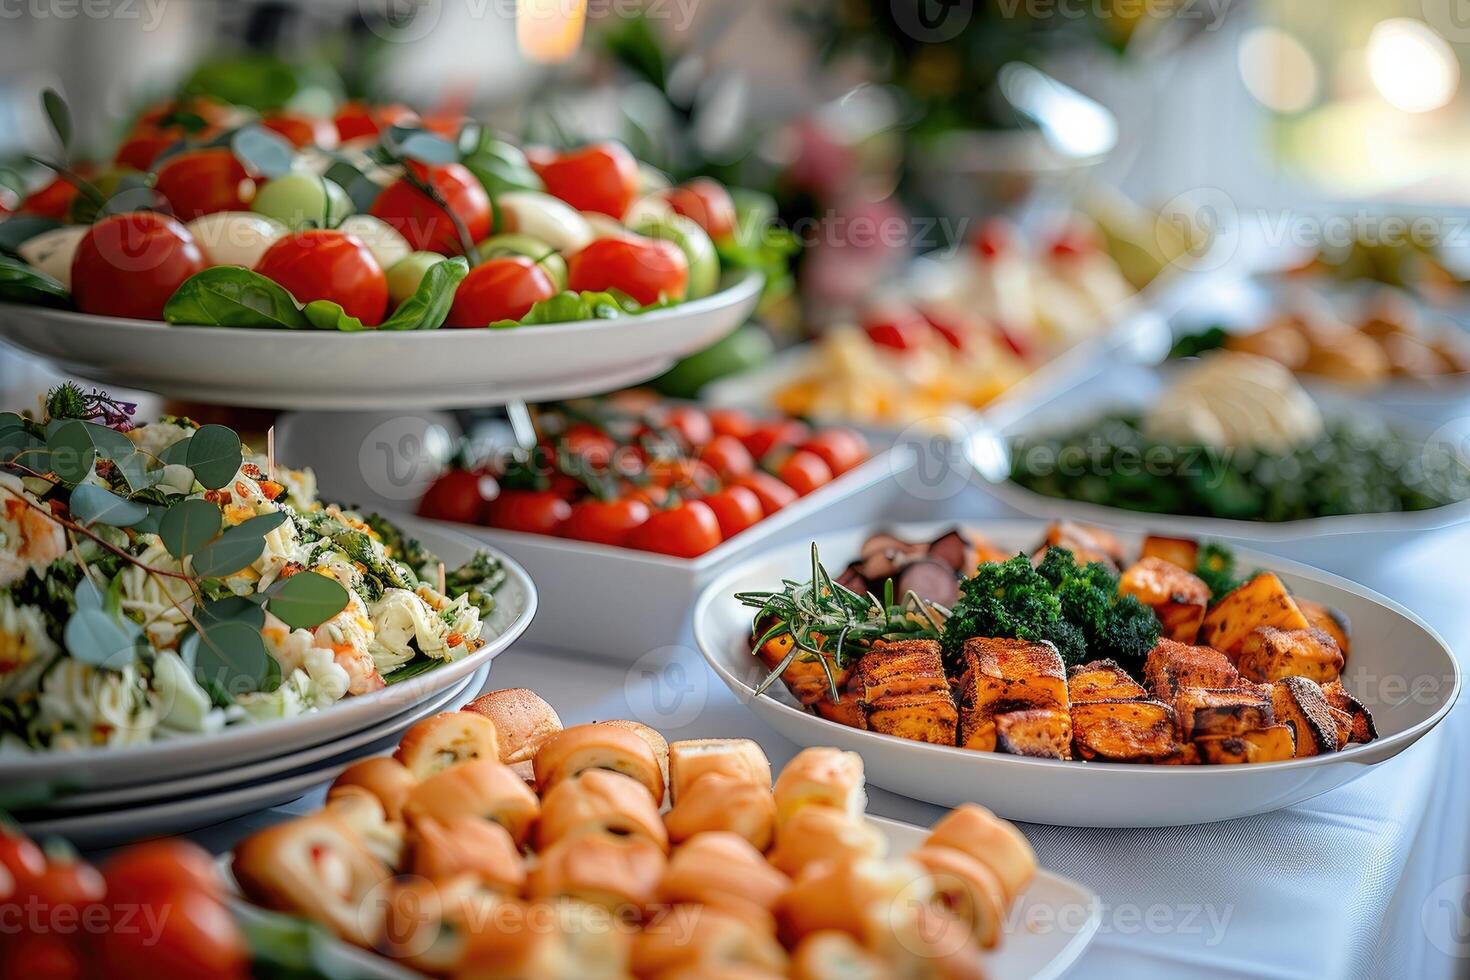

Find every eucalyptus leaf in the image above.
[68,484,149,528]
[185,424,242,489]
[131,504,168,536]
[379,256,468,330]
[185,619,278,696]
[82,420,135,462]
[158,438,193,466]
[112,450,161,492]
[229,510,288,538]
[42,88,72,152]
[265,572,350,629]
[159,498,222,559]
[0,425,45,467]
[45,419,97,484]
[196,595,267,631]
[0,254,71,309]
[189,533,267,578]
[164,267,309,329]
[397,131,459,165]
[63,608,138,671]
[231,125,295,179]
[74,576,104,612]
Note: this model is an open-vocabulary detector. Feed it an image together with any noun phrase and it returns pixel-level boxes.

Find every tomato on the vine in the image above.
[370,160,491,256]
[799,429,868,477]
[255,229,388,325]
[484,490,571,535]
[71,212,206,320]
[701,434,755,481]
[417,469,497,525]
[627,500,723,557]
[92,884,248,980]
[532,142,639,218]
[260,113,338,150]
[656,405,713,449]
[567,236,688,306]
[704,486,763,539]
[0,829,45,890]
[446,256,556,327]
[740,418,809,460]
[665,178,738,240]
[732,472,797,516]
[0,932,86,980]
[559,496,651,547]
[559,424,619,473]
[333,102,419,143]
[99,840,219,904]
[19,176,81,221]
[776,450,834,496]
[153,148,257,220]
[708,408,756,440]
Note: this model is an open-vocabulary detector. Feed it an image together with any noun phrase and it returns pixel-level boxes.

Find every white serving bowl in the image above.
[693,520,1459,827]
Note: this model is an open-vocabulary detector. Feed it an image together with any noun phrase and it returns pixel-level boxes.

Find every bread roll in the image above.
[772,747,865,824]
[789,930,889,980]
[537,768,669,853]
[667,738,771,804]
[410,814,526,893]
[881,904,986,980]
[462,688,563,765]
[527,831,667,916]
[774,857,931,947]
[664,772,778,851]
[232,814,392,948]
[660,831,789,932]
[602,719,669,794]
[383,873,503,974]
[395,711,502,779]
[324,786,406,869]
[630,905,788,979]
[534,723,665,806]
[403,759,541,845]
[924,803,1036,902]
[655,966,787,980]
[453,899,631,980]
[328,756,417,821]
[910,845,1006,949]
[767,805,886,878]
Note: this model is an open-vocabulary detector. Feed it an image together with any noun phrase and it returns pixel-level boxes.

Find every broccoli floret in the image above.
[941,553,1063,669]
[1097,595,1162,674]
[1195,542,1242,601]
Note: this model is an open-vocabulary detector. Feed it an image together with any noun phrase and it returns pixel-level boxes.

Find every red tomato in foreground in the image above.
[333,102,419,143]
[418,469,497,524]
[19,176,80,220]
[152,149,257,220]
[0,932,85,980]
[0,828,45,887]
[666,178,737,239]
[777,450,834,496]
[255,229,388,325]
[484,490,571,535]
[533,141,639,218]
[261,112,339,150]
[741,418,809,461]
[72,212,205,320]
[93,886,248,980]
[704,486,763,539]
[800,429,868,477]
[732,472,797,516]
[446,256,557,327]
[370,160,491,256]
[708,408,756,440]
[100,840,219,904]
[559,496,651,547]
[21,854,104,910]
[702,434,754,481]
[627,500,723,557]
[568,237,688,307]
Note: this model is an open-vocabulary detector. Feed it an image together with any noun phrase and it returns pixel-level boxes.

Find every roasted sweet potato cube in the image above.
[1325,706,1353,750]
[993,709,1072,760]
[854,640,957,745]
[1270,677,1339,757]
[866,691,959,745]
[1173,687,1275,738]
[1237,627,1345,684]
[957,637,1068,751]
[1195,725,1297,764]
[1143,640,1239,702]
[1070,700,1193,763]
[1119,557,1211,643]
[1296,599,1351,659]
[813,670,870,730]
[1320,680,1377,744]
[1067,659,1148,703]
[758,634,867,729]
[1040,521,1125,566]
[1141,535,1199,571]
[1200,573,1311,655]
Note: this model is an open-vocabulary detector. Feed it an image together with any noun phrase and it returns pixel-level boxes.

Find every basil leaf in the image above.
[42,88,72,152]
[63,607,138,671]
[382,657,443,685]
[184,620,278,696]
[0,254,70,309]
[301,299,365,332]
[68,484,148,528]
[265,572,350,629]
[462,139,544,197]
[159,498,222,559]
[488,290,639,329]
[0,217,63,257]
[163,267,309,329]
[186,424,242,489]
[379,256,468,331]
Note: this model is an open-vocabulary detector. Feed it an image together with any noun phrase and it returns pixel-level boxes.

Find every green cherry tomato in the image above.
[386,251,448,306]
[251,172,354,230]
[474,232,568,289]
[633,213,719,299]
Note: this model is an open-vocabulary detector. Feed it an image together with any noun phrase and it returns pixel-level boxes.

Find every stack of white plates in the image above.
[5,521,537,848]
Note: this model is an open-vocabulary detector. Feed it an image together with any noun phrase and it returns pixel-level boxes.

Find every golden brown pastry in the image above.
[461,688,564,765]
[382,873,504,975]
[789,931,889,980]
[526,831,667,916]
[537,768,669,853]
[232,814,392,948]
[327,756,417,821]
[409,814,526,894]
[910,845,1007,949]
[402,758,541,845]
[324,786,406,869]
[924,803,1036,902]
[602,719,670,794]
[767,804,886,879]
[667,738,772,804]
[881,904,986,980]
[534,723,666,806]
[664,772,778,851]
[395,711,502,779]
[772,747,866,824]
[453,899,631,980]
[659,831,790,932]
[774,856,931,947]
[630,905,789,979]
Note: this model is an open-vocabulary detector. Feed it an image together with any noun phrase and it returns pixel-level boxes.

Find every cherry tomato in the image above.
[656,405,713,449]
[333,102,419,143]
[418,469,497,525]
[255,229,389,325]
[776,450,834,496]
[862,304,928,352]
[260,112,339,150]
[704,486,763,539]
[99,839,220,904]
[799,429,868,477]
[0,932,85,980]
[623,482,668,509]
[627,500,723,558]
[732,472,797,516]
[701,434,755,480]
[665,178,737,239]
[93,886,248,980]
[19,177,80,220]
[708,408,756,440]
[370,160,491,256]
[740,418,809,461]
[114,133,175,172]
[446,256,556,327]
[567,237,688,307]
[559,424,619,473]
[532,142,639,218]
[71,212,206,320]
[484,490,571,535]
[645,457,719,496]
[152,149,257,220]
[23,852,105,909]
[0,828,45,890]
[559,496,651,547]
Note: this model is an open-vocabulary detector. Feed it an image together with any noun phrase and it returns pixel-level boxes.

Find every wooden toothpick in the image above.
[266,425,276,482]
[437,562,446,595]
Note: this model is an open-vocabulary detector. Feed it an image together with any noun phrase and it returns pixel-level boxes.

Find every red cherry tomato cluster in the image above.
[0,827,249,980]
[664,177,738,240]
[530,141,640,218]
[417,401,869,558]
[370,160,491,256]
